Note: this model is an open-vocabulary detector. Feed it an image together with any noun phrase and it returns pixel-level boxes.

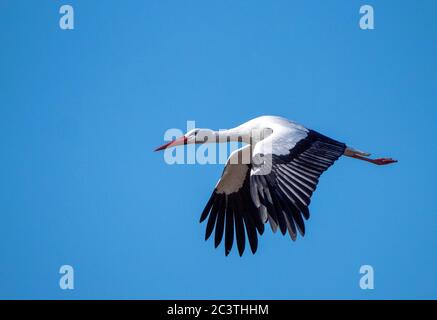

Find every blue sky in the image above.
[0,0,436,299]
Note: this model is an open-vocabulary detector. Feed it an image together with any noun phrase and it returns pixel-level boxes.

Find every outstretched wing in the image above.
[250,130,346,240]
[199,145,264,256]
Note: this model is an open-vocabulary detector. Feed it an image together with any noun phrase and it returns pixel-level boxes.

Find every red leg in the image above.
[350,154,398,165]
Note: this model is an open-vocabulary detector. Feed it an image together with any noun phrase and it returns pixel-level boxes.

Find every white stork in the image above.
[155,116,397,256]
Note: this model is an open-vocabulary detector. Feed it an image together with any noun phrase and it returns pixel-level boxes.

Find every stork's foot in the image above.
[369,158,398,165]
[347,154,398,165]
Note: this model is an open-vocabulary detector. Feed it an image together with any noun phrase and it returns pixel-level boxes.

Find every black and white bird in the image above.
[155,116,397,256]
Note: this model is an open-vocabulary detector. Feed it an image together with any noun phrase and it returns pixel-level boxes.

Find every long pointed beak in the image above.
[154,136,188,151]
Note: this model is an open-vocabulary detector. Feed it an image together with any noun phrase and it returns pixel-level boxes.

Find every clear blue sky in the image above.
[1,0,436,299]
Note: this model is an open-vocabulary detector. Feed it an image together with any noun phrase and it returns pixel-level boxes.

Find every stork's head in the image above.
[154,128,216,151]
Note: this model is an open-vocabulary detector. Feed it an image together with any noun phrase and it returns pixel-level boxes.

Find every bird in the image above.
[154,115,397,256]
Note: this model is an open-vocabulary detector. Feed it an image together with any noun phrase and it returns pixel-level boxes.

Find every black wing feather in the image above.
[251,130,346,241]
[201,163,262,256]
[200,129,345,255]
[224,196,235,256]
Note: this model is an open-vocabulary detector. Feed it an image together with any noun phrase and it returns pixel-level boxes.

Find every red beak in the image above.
[154,136,188,151]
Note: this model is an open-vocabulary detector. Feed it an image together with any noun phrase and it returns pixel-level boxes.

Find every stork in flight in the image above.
[155,116,397,256]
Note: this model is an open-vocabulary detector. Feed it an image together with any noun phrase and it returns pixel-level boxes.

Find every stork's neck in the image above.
[214,128,251,144]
